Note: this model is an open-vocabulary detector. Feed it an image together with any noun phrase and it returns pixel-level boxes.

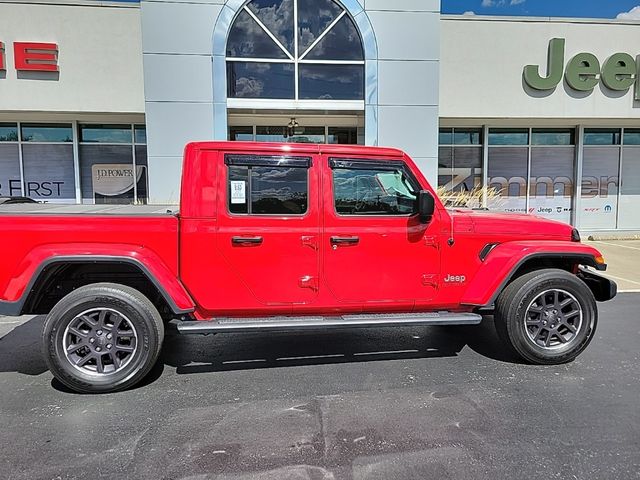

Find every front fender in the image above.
[0,243,194,314]
[460,241,605,307]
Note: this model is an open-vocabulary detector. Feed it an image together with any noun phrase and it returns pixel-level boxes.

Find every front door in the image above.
[322,156,441,307]
[216,152,320,307]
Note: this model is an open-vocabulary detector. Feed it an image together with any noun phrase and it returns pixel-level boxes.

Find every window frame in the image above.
[224,154,312,217]
[329,157,422,218]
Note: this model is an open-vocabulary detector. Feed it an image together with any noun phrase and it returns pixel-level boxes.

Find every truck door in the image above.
[215,152,320,307]
[322,156,441,306]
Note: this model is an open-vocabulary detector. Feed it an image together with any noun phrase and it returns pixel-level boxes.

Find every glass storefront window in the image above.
[21,124,72,143]
[439,128,453,145]
[580,146,620,230]
[229,126,254,141]
[0,124,18,142]
[623,129,640,145]
[303,14,363,61]
[328,127,357,144]
[529,146,575,223]
[584,129,621,146]
[79,125,132,143]
[487,147,529,213]
[0,144,21,197]
[532,129,575,146]
[454,128,482,145]
[22,144,76,203]
[134,125,147,144]
[488,128,529,145]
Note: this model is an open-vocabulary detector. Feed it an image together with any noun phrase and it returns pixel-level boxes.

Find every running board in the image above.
[176,312,482,334]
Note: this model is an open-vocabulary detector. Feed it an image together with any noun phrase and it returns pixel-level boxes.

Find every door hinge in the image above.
[424,236,439,249]
[301,235,318,250]
[299,275,319,291]
[421,274,439,288]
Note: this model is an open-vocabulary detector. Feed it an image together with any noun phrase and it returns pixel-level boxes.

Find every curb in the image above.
[587,234,640,241]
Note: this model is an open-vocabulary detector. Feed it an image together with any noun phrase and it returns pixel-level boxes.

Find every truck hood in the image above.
[451,209,574,241]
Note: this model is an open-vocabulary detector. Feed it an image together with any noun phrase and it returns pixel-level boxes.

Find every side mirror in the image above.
[418,190,435,224]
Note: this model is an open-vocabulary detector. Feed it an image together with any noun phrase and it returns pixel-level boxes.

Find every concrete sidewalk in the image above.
[586,240,640,292]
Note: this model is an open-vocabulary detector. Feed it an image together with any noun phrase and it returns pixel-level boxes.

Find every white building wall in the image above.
[0,2,144,114]
[440,16,640,121]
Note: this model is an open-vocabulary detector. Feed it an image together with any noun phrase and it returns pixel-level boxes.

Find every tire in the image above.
[42,283,164,393]
[494,268,597,365]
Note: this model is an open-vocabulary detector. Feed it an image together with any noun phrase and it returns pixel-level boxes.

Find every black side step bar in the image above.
[176,312,482,334]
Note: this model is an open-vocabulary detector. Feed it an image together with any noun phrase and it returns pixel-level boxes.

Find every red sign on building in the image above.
[0,42,59,72]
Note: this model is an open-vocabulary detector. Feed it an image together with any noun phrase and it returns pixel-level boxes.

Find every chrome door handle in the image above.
[231,236,263,246]
[330,236,360,245]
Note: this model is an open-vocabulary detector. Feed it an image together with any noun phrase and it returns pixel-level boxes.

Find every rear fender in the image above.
[0,243,195,315]
[461,241,606,307]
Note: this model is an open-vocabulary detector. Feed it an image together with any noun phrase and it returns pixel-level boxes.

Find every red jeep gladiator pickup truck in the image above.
[0,142,616,393]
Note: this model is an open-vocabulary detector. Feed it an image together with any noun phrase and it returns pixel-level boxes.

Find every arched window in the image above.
[226,0,365,101]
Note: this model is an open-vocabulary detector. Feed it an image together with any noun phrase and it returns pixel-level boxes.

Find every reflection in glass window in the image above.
[623,129,640,145]
[228,165,308,215]
[21,124,72,143]
[22,144,76,202]
[227,62,295,99]
[454,128,482,145]
[256,126,287,143]
[134,126,147,144]
[531,129,575,146]
[226,9,289,59]
[487,147,528,213]
[226,0,364,101]
[229,126,254,141]
[328,127,357,144]
[488,128,529,145]
[0,144,22,197]
[297,0,343,54]
[584,129,621,146]
[581,146,620,230]
[246,0,294,54]
[0,124,18,142]
[79,125,132,143]
[438,146,483,194]
[299,64,363,100]
[303,14,363,60]
[287,126,325,143]
[529,146,575,223]
[438,128,453,145]
[333,166,417,215]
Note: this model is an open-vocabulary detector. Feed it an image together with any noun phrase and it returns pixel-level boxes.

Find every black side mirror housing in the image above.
[418,190,435,224]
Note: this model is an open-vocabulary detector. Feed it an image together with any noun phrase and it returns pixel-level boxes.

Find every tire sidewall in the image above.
[44,292,158,393]
[508,273,597,363]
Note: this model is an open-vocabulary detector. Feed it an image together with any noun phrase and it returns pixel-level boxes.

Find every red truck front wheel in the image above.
[42,283,164,393]
[494,268,598,365]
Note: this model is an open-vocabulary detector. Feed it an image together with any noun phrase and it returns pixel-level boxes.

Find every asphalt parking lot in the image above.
[1,292,639,480]
[586,240,640,292]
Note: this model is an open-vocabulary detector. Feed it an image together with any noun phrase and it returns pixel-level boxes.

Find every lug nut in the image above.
[96,346,102,352]
[89,338,95,343]
[106,344,112,349]
[106,333,112,340]
[96,330,103,336]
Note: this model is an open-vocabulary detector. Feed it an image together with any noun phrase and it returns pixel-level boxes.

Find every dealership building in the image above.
[1,0,640,232]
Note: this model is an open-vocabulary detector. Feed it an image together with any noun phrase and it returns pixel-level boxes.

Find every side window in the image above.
[331,159,419,215]
[226,155,309,215]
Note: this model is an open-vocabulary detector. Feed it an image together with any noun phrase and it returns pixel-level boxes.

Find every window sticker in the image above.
[230,180,246,204]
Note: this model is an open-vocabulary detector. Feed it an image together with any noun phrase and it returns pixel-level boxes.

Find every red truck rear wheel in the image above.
[42,283,164,393]
[494,268,597,364]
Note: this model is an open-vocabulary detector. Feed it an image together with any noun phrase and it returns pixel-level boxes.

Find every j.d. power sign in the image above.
[523,38,640,100]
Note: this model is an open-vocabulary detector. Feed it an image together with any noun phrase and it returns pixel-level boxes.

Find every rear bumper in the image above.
[578,267,617,302]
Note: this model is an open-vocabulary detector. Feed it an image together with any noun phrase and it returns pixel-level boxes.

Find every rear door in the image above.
[322,156,441,307]
[215,152,320,306]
